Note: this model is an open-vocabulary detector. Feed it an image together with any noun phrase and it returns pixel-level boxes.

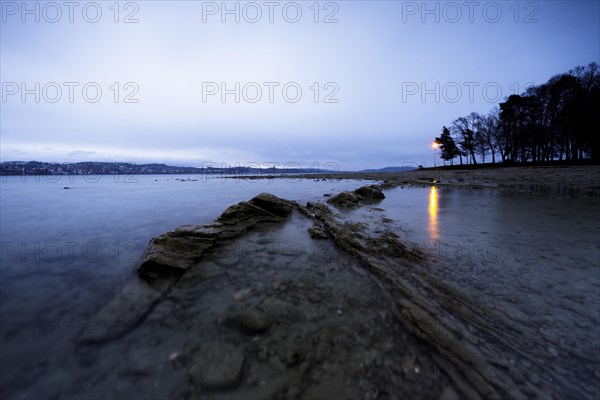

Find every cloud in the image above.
[68,150,97,157]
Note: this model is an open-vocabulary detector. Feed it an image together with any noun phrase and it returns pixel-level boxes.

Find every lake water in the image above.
[1,176,599,397]
[0,174,374,393]
[380,187,599,344]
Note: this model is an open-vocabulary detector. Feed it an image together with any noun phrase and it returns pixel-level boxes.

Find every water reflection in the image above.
[428,186,438,240]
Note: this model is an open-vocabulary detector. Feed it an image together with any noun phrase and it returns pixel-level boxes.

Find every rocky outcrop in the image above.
[326,185,385,208]
[137,193,300,290]
[354,184,386,200]
[84,193,302,343]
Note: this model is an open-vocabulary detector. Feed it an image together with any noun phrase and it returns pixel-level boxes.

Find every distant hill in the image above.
[359,166,417,173]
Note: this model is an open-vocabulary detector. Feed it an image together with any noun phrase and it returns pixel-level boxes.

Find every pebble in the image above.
[256,346,268,362]
[490,356,511,368]
[225,308,271,333]
[401,355,414,374]
[168,352,185,368]
[547,346,559,357]
[310,369,322,384]
[120,349,155,376]
[509,367,525,383]
[286,387,301,400]
[189,343,245,389]
[233,288,252,301]
[308,292,323,303]
[439,386,459,400]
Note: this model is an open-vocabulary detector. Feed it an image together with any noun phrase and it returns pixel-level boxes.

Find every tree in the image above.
[452,113,480,164]
[435,126,460,165]
[480,108,500,163]
[439,63,599,165]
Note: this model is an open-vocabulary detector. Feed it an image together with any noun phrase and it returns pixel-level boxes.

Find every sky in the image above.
[1,1,599,170]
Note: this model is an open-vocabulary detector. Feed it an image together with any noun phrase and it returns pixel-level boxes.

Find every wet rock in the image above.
[354,185,385,200]
[189,342,245,389]
[137,227,217,286]
[308,225,329,239]
[225,308,271,334]
[219,193,295,223]
[248,192,295,218]
[79,279,162,343]
[327,191,362,208]
[326,185,384,208]
[137,193,300,287]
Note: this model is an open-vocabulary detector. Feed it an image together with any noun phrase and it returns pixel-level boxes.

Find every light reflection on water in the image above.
[428,186,438,241]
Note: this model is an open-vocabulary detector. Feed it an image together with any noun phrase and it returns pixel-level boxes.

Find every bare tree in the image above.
[452,113,480,164]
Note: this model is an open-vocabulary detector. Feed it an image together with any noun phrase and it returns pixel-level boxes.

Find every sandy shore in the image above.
[234,165,600,197]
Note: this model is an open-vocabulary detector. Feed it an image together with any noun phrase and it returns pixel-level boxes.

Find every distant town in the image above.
[0,161,338,176]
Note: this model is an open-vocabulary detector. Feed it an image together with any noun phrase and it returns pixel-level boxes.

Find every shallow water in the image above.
[345,186,600,393]
[0,174,373,395]
[1,178,599,397]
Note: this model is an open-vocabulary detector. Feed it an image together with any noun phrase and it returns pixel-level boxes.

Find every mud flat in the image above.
[8,178,598,399]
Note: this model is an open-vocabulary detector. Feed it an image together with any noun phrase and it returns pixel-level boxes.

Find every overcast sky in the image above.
[1,1,599,170]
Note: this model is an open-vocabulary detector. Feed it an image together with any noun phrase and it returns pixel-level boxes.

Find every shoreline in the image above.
[228,165,600,197]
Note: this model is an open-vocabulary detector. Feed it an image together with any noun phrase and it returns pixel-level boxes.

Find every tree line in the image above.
[434,63,600,165]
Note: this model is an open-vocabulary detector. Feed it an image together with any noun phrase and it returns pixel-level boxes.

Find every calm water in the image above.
[1,176,599,397]
[0,174,373,391]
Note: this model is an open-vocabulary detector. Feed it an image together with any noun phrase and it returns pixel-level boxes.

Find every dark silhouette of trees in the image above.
[479,109,499,164]
[451,113,480,164]
[435,127,460,165]
[434,63,599,164]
